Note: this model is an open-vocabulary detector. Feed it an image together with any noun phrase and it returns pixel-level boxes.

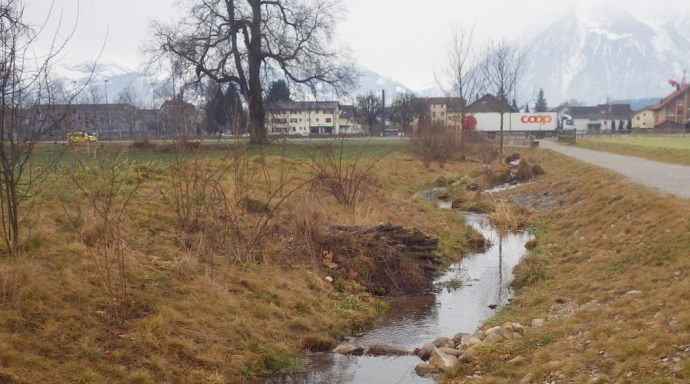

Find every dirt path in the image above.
[540,139,690,199]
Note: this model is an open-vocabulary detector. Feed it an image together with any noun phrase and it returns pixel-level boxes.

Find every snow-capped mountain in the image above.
[522,5,690,105]
[50,62,416,106]
[352,67,413,99]
[51,62,173,107]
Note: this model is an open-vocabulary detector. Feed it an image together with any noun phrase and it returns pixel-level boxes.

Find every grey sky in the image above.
[25,0,689,90]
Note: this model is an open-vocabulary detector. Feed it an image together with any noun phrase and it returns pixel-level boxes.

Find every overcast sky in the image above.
[24,0,689,90]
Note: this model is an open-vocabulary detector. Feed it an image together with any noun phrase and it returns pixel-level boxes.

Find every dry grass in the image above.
[0,142,494,383]
[450,149,690,383]
[489,200,532,231]
[578,136,690,166]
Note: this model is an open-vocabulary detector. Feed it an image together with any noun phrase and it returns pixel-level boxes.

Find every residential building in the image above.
[338,105,362,134]
[648,84,690,130]
[414,97,465,129]
[553,103,633,131]
[265,101,342,135]
[631,107,658,130]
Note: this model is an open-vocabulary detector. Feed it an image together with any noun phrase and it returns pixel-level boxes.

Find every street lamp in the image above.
[104,79,110,140]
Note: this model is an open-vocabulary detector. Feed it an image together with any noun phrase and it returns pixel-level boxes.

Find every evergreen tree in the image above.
[534,88,548,112]
[627,119,632,130]
[619,120,624,131]
[511,98,518,111]
[265,80,291,103]
[611,120,616,131]
[524,104,530,113]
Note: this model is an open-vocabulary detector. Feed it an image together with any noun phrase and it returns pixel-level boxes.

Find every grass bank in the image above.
[450,149,690,383]
[577,136,690,166]
[0,139,488,383]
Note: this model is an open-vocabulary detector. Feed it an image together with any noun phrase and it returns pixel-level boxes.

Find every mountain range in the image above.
[50,5,690,110]
[521,5,690,106]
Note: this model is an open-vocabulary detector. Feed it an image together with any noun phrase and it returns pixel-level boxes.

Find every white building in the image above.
[266,101,357,135]
[553,104,633,132]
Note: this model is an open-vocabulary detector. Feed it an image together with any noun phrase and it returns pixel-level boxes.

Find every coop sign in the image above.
[521,115,553,124]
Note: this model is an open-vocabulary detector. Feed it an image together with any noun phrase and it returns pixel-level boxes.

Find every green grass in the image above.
[577,136,690,166]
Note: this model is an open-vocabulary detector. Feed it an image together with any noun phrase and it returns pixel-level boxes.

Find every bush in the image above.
[409,121,461,168]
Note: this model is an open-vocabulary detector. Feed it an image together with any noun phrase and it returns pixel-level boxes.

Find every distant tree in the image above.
[524,104,530,113]
[619,120,624,131]
[203,82,245,135]
[390,91,423,134]
[478,40,524,155]
[149,0,357,144]
[627,119,632,130]
[355,92,382,135]
[265,80,291,104]
[534,88,548,112]
[511,98,519,111]
[117,85,143,138]
[611,120,616,131]
[435,27,482,132]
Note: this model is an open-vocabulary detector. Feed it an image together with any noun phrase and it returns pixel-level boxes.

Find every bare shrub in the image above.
[409,122,461,168]
[161,141,308,265]
[295,138,389,208]
[60,156,146,322]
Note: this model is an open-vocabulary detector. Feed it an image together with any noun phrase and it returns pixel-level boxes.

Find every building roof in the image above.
[655,83,690,110]
[466,94,518,113]
[564,104,633,119]
[339,104,355,118]
[265,101,339,111]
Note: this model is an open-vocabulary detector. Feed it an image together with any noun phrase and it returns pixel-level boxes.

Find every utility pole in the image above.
[104,79,110,141]
[382,89,386,133]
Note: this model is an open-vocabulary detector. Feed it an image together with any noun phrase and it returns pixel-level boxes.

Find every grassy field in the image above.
[449,149,690,383]
[577,136,690,166]
[0,138,502,383]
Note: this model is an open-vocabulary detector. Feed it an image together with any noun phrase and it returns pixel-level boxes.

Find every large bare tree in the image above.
[117,85,143,138]
[149,0,357,144]
[436,27,483,132]
[478,40,524,155]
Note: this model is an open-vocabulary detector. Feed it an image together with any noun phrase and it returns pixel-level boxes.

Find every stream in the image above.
[266,207,532,384]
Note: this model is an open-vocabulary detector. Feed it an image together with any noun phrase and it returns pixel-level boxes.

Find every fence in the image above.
[558,130,577,144]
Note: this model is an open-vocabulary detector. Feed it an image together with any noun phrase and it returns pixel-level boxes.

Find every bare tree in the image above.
[355,91,382,135]
[389,91,423,134]
[478,40,524,155]
[436,27,483,132]
[0,0,78,258]
[148,0,358,144]
[117,85,143,138]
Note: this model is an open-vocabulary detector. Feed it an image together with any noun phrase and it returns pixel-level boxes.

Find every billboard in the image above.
[471,112,558,132]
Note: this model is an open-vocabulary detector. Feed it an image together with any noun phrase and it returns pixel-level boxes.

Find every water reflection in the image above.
[266,212,532,384]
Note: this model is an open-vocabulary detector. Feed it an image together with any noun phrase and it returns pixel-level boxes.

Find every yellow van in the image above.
[66,132,98,143]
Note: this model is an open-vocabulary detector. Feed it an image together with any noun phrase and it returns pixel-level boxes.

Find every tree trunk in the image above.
[247,1,267,145]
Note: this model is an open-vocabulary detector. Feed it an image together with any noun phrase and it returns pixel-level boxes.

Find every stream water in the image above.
[266,210,532,384]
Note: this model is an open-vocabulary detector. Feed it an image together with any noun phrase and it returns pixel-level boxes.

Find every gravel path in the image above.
[540,139,690,199]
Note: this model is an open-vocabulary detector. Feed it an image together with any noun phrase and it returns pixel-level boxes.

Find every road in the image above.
[540,140,690,199]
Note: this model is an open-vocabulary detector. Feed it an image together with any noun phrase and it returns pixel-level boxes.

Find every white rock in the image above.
[429,349,459,373]
[438,347,463,357]
[415,363,440,376]
[484,332,505,343]
[519,372,533,384]
[432,337,454,349]
[531,318,546,327]
[332,344,356,355]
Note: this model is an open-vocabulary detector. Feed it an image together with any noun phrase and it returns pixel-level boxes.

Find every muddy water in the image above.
[266,212,532,384]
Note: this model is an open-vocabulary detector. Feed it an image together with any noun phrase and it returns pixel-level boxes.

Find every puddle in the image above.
[265,210,532,384]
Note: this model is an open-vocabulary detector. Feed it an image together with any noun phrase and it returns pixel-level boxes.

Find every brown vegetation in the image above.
[450,149,690,383]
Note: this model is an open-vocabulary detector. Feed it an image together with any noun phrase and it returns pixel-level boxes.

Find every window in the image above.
[290,118,298,123]
[637,116,640,121]
[325,118,332,123]
[432,112,436,117]
[316,118,320,122]
[441,112,445,117]
[667,110,676,117]
[677,99,684,106]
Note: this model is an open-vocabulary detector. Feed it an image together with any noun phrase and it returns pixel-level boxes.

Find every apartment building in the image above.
[265,101,360,135]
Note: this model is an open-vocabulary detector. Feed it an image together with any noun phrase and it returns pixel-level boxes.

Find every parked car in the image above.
[66,132,98,143]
